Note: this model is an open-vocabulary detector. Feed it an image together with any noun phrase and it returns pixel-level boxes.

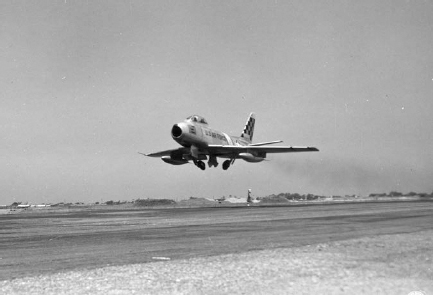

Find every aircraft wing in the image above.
[140,147,190,158]
[141,145,318,159]
[207,145,319,154]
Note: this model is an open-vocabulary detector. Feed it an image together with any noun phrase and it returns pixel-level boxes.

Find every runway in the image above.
[1,200,432,282]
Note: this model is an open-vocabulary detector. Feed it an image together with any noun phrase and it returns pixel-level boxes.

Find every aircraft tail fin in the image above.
[241,112,255,143]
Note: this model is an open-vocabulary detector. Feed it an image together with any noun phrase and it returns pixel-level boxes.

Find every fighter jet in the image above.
[141,113,318,170]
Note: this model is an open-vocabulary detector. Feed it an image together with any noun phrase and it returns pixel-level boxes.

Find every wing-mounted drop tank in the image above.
[161,156,189,165]
[238,153,266,163]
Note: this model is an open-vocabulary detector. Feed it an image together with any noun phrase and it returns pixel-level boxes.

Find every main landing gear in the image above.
[194,158,235,171]
[193,160,206,170]
[222,159,235,170]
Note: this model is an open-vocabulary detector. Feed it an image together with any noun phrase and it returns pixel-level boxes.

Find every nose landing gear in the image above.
[208,155,219,168]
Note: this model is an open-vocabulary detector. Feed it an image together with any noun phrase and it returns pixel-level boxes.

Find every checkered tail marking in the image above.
[241,114,255,142]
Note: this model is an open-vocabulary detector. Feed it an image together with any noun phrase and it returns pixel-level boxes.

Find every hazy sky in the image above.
[2,0,433,204]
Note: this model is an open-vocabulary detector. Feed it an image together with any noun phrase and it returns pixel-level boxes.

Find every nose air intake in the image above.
[171,124,183,138]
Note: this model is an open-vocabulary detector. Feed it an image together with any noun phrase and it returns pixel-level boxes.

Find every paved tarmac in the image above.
[1,200,432,281]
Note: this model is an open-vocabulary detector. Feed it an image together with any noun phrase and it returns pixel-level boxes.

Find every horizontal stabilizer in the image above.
[248,140,283,146]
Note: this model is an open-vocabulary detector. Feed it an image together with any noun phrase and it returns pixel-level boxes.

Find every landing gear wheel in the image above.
[222,160,231,170]
[197,160,206,170]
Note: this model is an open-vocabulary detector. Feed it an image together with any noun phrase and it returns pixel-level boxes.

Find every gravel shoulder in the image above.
[1,230,432,295]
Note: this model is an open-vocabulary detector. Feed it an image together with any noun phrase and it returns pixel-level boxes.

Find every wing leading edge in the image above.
[207,145,319,155]
[142,145,318,157]
[141,147,190,158]
[142,145,318,158]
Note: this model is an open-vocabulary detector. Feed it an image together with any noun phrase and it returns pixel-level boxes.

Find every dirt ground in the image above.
[1,230,432,294]
[1,201,432,294]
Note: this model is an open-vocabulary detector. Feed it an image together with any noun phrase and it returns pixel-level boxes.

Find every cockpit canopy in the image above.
[186,115,208,125]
